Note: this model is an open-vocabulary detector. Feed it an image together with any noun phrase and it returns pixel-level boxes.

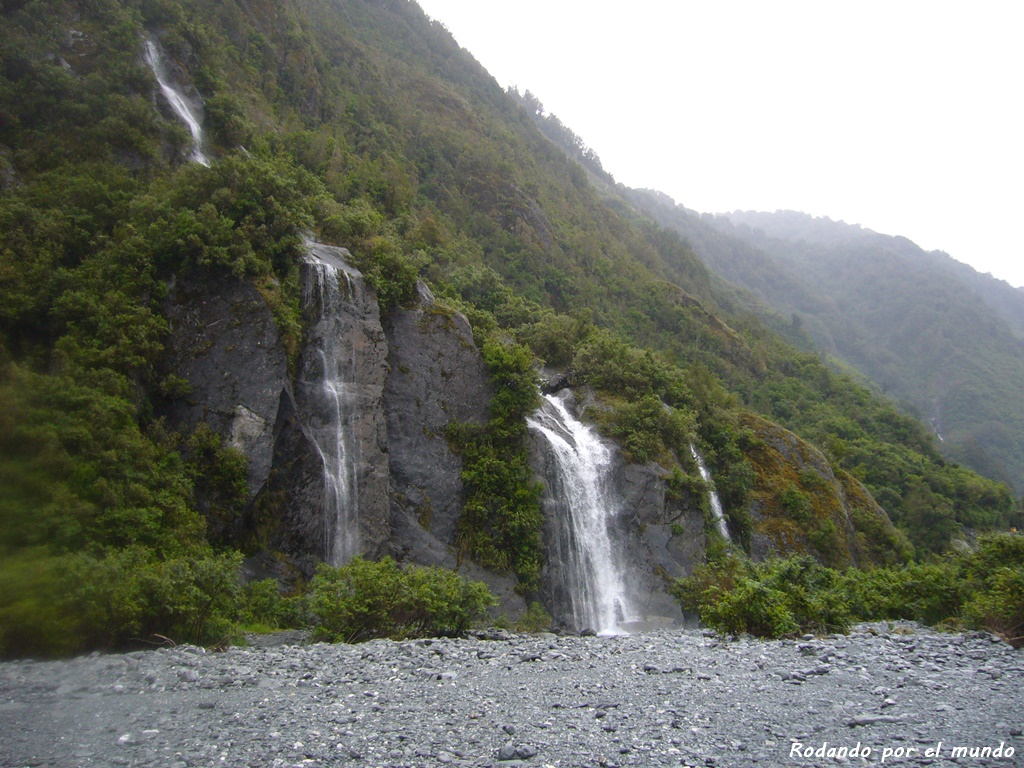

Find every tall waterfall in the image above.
[299,255,361,566]
[689,444,730,541]
[143,39,210,167]
[528,393,634,634]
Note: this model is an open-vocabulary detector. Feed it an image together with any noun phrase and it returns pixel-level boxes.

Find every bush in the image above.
[0,547,243,658]
[308,557,495,643]
[516,602,553,632]
[449,336,544,591]
[673,555,850,638]
[840,561,962,626]
[677,534,1024,646]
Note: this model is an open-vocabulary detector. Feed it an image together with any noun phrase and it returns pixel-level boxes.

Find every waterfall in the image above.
[689,444,730,541]
[143,39,210,167]
[528,393,634,634]
[299,255,361,566]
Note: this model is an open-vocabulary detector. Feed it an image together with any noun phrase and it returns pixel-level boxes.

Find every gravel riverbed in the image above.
[1,623,1021,768]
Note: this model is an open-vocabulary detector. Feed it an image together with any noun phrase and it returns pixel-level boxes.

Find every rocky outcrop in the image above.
[163,272,288,500]
[383,284,491,553]
[741,412,909,567]
[618,462,704,620]
[251,244,390,573]
[381,285,525,616]
[528,388,691,631]
[159,247,714,619]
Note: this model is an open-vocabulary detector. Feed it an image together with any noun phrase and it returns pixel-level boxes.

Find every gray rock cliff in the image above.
[381,285,524,615]
[162,272,288,501]
[251,244,390,573]
[528,388,690,631]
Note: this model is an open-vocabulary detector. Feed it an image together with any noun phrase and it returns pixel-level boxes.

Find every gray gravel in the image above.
[1,623,1021,767]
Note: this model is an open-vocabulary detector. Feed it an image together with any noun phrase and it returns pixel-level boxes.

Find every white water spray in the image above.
[528,393,634,634]
[300,256,360,566]
[689,444,730,541]
[143,39,210,166]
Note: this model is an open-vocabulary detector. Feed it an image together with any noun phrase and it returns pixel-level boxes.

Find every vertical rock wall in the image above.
[162,273,288,503]
[253,244,390,572]
[528,388,690,630]
[161,246,704,621]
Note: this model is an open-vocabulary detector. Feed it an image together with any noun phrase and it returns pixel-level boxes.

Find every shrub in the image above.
[308,557,495,643]
[678,534,1024,647]
[516,602,553,632]
[673,555,850,638]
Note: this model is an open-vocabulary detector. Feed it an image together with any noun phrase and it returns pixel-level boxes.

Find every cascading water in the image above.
[689,444,730,541]
[299,254,361,566]
[528,393,634,634]
[143,39,211,167]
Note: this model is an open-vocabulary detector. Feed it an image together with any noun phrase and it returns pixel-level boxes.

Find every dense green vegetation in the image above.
[0,0,1019,657]
[674,533,1024,646]
[447,337,543,591]
[635,202,1024,496]
[307,557,495,643]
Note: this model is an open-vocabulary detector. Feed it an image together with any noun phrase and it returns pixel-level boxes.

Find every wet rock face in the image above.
[162,272,288,500]
[254,244,391,572]
[381,287,526,619]
[618,462,702,620]
[383,284,492,556]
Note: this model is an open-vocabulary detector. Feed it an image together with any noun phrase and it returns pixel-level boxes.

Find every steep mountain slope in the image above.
[0,0,1016,655]
[622,192,1024,495]
[714,210,1024,493]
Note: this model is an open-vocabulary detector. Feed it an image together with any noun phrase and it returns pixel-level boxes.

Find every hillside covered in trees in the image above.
[1,0,1020,656]
[622,196,1024,495]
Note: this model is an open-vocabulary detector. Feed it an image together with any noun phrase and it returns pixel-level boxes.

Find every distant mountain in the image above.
[627,200,1024,493]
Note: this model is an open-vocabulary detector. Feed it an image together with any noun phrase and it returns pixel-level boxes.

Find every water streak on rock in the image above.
[144,39,210,166]
[300,256,361,565]
[690,443,730,541]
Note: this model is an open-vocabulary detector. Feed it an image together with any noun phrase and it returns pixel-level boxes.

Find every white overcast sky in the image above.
[415,0,1024,288]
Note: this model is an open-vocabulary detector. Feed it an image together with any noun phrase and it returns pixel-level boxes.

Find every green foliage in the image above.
[308,557,496,643]
[449,338,544,591]
[238,578,308,631]
[516,602,553,633]
[0,547,242,658]
[0,0,1017,661]
[678,534,1024,646]
[674,555,850,638]
[840,562,962,626]
[599,395,693,466]
[182,423,249,547]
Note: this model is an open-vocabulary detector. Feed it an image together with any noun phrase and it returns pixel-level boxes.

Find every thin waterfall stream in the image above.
[528,393,634,634]
[144,39,211,167]
[689,443,730,541]
[299,254,360,566]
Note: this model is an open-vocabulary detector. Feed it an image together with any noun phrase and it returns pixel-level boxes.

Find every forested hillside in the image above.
[712,210,1024,494]
[1,0,1019,656]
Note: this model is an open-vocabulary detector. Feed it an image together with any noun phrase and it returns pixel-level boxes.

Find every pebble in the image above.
[0,622,1020,767]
